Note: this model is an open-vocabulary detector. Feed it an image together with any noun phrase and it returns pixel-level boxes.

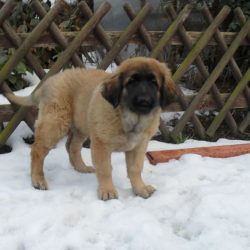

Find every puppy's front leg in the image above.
[91,135,118,200]
[126,139,155,198]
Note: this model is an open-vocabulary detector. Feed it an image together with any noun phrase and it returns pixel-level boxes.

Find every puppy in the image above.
[5,57,177,200]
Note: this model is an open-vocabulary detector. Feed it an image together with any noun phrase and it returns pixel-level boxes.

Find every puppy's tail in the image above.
[3,86,40,107]
[5,92,35,106]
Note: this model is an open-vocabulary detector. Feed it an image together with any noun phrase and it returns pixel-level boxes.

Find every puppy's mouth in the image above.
[130,96,155,115]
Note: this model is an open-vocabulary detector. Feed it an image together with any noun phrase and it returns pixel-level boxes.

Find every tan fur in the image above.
[5,57,176,200]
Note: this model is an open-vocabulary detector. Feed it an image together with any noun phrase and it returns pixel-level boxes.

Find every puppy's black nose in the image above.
[131,95,155,114]
[134,95,153,107]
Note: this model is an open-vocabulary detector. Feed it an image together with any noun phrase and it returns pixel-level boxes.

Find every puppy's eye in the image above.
[147,74,157,85]
[127,74,139,85]
[151,78,157,85]
[149,76,158,86]
[127,78,134,85]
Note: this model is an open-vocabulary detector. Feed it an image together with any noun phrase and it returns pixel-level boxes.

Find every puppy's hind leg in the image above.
[32,112,70,190]
[31,140,50,190]
[66,130,95,173]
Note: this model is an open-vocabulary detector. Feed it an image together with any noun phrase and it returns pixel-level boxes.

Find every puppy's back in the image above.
[4,67,108,108]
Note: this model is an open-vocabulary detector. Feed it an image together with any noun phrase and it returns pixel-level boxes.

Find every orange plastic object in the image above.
[146,143,250,165]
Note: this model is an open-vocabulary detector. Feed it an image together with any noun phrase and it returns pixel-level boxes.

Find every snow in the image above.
[1,72,250,250]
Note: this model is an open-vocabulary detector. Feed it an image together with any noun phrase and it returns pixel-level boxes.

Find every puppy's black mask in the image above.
[123,73,159,115]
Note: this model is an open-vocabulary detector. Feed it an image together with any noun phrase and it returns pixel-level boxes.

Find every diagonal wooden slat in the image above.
[235,8,250,41]
[0,0,65,89]
[207,67,250,136]
[1,21,46,79]
[0,1,111,146]
[32,0,84,68]
[123,3,153,51]
[0,1,45,87]
[38,1,111,83]
[98,3,152,70]
[239,113,250,133]
[0,20,47,130]
[171,18,250,140]
[79,2,122,65]
[151,4,193,59]
[0,0,16,25]
[171,5,231,82]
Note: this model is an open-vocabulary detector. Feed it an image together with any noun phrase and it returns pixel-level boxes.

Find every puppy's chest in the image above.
[115,112,150,152]
[116,130,144,152]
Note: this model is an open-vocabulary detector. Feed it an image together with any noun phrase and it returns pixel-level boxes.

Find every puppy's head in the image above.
[101,57,178,115]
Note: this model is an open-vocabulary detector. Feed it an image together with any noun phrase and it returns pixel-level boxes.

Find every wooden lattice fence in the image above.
[0,0,249,146]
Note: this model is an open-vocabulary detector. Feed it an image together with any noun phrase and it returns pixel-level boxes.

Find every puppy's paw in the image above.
[98,186,118,201]
[75,165,95,173]
[133,185,156,199]
[32,176,48,190]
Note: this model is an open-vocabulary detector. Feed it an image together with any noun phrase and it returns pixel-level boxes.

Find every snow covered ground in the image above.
[1,73,250,250]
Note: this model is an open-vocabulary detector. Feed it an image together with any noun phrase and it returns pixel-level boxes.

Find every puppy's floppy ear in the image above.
[159,64,179,109]
[101,73,123,108]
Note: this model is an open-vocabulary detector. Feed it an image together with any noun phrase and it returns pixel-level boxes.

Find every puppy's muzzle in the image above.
[132,95,155,114]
